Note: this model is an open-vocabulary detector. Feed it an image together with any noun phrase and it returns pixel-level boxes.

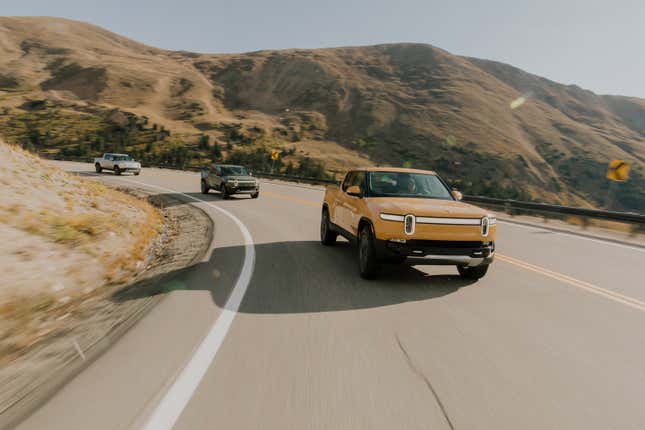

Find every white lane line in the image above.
[112,177,255,430]
[498,220,645,253]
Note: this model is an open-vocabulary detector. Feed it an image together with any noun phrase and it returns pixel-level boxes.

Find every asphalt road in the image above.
[16,162,645,430]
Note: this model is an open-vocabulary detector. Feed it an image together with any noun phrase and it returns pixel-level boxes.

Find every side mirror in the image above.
[346,185,362,197]
[249,171,253,176]
[452,190,463,201]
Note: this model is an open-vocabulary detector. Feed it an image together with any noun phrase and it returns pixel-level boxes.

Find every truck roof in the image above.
[355,167,438,175]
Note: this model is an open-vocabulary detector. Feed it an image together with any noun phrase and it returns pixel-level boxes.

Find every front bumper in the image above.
[225,184,259,194]
[375,239,495,267]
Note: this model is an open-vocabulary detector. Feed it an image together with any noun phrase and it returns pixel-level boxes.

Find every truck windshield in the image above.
[368,171,454,200]
[220,166,249,176]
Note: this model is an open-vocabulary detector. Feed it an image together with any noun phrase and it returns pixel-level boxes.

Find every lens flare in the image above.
[510,96,526,109]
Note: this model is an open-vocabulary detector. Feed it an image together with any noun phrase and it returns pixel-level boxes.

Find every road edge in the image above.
[0,192,214,430]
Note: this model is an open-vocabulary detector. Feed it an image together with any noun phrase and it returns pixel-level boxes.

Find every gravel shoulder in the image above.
[0,190,213,430]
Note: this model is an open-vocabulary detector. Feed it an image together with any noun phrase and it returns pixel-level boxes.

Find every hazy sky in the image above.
[4,0,645,98]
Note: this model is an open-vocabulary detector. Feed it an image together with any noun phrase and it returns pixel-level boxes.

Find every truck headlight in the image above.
[380,213,405,222]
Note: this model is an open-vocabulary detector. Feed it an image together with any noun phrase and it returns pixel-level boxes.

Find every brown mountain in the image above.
[0,16,643,210]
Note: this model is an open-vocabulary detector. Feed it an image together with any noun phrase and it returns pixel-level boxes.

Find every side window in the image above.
[105,155,112,161]
[351,171,366,193]
[342,172,355,192]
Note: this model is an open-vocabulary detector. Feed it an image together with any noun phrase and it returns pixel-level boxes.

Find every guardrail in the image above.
[254,171,337,185]
[462,195,645,225]
[44,155,645,230]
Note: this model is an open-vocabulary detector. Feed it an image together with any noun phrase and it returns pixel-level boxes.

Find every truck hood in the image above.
[367,197,490,218]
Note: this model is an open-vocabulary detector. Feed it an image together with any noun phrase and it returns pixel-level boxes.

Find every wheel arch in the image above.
[358,217,375,235]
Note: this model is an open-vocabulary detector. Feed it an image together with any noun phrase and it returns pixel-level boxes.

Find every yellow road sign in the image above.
[606,159,630,182]
[271,150,280,161]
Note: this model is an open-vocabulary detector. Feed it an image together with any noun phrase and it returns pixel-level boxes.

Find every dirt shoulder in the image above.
[0,190,213,429]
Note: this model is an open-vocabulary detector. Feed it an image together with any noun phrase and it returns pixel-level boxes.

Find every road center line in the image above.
[112,177,255,430]
[497,254,645,312]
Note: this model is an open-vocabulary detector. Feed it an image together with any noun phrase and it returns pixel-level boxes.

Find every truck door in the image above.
[206,165,220,188]
[104,154,113,169]
[344,171,366,236]
[331,171,354,230]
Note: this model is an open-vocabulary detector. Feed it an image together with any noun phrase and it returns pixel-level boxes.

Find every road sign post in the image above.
[605,159,630,210]
[270,150,280,173]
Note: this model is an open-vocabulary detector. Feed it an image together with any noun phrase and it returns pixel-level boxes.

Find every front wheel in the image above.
[114,165,121,176]
[320,208,337,246]
[201,180,210,194]
[457,265,489,280]
[358,226,380,279]
[251,191,259,199]
[220,184,230,199]
[95,163,102,173]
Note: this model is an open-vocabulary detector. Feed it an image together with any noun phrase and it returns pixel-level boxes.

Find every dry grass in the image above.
[0,139,163,363]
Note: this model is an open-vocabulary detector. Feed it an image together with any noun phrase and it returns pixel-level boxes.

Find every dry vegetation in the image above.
[0,139,162,363]
[0,17,643,210]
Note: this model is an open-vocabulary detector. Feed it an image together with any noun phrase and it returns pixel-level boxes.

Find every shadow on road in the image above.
[113,240,476,314]
[156,191,256,205]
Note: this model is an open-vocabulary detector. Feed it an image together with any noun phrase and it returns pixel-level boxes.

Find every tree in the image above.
[198,134,210,151]
[284,161,294,175]
[211,143,222,160]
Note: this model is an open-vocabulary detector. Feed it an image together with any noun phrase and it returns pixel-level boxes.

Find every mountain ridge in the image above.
[0,16,643,210]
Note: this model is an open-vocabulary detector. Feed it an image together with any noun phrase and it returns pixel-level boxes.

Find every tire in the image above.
[95,163,102,173]
[457,265,489,280]
[220,184,230,199]
[358,225,380,279]
[134,171,140,176]
[251,191,259,199]
[320,208,338,246]
[201,180,210,194]
[114,165,121,176]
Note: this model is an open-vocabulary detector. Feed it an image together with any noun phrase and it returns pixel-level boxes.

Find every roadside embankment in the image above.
[0,141,212,428]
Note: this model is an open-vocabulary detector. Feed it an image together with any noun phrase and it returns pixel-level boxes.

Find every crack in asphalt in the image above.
[395,334,455,430]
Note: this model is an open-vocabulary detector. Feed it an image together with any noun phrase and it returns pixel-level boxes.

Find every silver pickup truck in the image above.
[94,153,141,175]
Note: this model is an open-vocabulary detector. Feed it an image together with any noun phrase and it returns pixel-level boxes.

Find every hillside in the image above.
[0,138,161,363]
[0,17,643,210]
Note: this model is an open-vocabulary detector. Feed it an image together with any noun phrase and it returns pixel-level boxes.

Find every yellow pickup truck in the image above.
[321,167,496,279]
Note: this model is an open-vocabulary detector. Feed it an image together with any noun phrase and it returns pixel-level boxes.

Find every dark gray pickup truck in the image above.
[201,164,260,199]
